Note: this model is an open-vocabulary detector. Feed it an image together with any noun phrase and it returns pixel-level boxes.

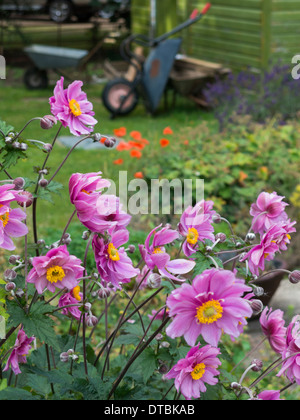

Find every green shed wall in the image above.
[131,0,300,71]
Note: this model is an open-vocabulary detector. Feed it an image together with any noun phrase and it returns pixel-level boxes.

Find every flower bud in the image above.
[4,269,17,281]
[97,288,111,300]
[215,232,227,243]
[62,233,71,245]
[92,133,101,142]
[60,352,70,363]
[13,177,25,190]
[212,214,222,224]
[5,136,13,144]
[289,270,300,285]
[147,273,162,289]
[67,349,74,356]
[251,359,263,372]
[231,382,242,390]
[40,115,57,130]
[104,137,116,148]
[17,191,33,208]
[84,302,92,312]
[158,363,169,375]
[20,143,28,151]
[15,289,25,298]
[8,255,20,265]
[246,232,256,242]
[5,282,16,292]
[249,299,264,316]
[86,315,98,327]
[12,141,21,149]
[37,239,45,247]
[38,178,48,188]
[82,230,90,240]
[128,244,135,254]
[43,143,53,153]
[253,286,264,298]
[159,341,170,349]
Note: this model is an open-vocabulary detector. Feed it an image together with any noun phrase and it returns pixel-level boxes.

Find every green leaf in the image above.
[193,253,212,275]
[7,301,60,350]
[1,148,27,169]
[0,387,41,400]
[133,347,157,384]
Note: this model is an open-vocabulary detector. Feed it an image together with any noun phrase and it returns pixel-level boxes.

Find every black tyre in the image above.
[102,78,139,116]
[24,68,48,90]
[49,0,73,23]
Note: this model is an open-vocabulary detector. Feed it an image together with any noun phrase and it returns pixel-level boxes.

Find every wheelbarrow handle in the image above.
[190,3,211,19]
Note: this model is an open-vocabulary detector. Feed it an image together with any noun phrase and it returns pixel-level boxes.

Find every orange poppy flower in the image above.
[160,138,170,148]
[113,127,127,137]
[113,159,124,165]
[134,172,144,179]
[128,141,145,150]
[183,139,189,145]
[130,130,142,141]
[163,126,173,135]
[130,149,142,159]
[138,138,149,145]
[100,137,107,144]
[116,141,132,151]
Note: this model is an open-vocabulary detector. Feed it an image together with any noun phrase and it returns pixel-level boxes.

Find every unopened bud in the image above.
[20,143,28,151]
[4,269,17,281]
[251,359,263,372]
[82,231,90,240]
[12,141,21,149]
[5,282,16,292]
[159,341,170,349]
[104,137,116,148]
[40,115,57,130]
[13,177,25,190]
[5,136,13,144]
[15,289,24,299]
[43,143,53,153]
[8,255,20,265]
[128,244,135,254]
[289,270,300,285]
[60,352,70,363]
[62,233,71,245]
[246,233,256,242]
[215,232,227,243]
[17,191,33,208]
[250,299,264,316]
[84,302,92,312]
[212,214,222,224]
[39,178,48,188]
[86,315,98,327]
[97,288,111,300]
[67,349,74,356]
[253,286,264,298]
[147,273,162,289]
[92,133,101,142]
[158,363,169,375]
[231,382,242,390]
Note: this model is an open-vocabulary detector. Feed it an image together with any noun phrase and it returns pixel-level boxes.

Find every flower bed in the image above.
[0,78,299,401]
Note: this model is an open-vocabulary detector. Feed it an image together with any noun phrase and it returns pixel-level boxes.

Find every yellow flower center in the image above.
[81,189,90,195]
[108,243,120,261]
[0,205,9,228]
[196,300,223,324]
[186,228,199,245]
[46,265,65,284]
[69,99,82,117]
[286,234,291,240]
[153,247,163,254]
[191,363,206,380]
[72,285,81,302]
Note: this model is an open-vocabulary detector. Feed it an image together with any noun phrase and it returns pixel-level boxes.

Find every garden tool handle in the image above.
[190,3,211,19]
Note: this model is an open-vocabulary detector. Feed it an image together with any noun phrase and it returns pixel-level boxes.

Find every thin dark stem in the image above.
[107,317,170,399]
[59,209,77,246]
[93,286,163,366]
[47,135,92,185]
[45,344,55,394]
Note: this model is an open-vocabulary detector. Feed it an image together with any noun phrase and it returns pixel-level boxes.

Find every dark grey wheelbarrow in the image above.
[23,44,89,89]
[101,3,211,118]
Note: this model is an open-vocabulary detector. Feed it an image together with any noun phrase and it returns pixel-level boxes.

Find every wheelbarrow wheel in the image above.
[102,78,139,117]
[24,68,48,90]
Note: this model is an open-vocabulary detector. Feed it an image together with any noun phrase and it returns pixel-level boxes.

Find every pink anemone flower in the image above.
[92,229,140,289]
[166,268,253,347]
[58,286,83,321]
[250,191,288,235]
[27,245,84,294]
[0,206,28,251]
[3,328,34,375]
[178,200,215,257]
[165,343,221,400]
[49,77,98,136]
[277,316,300,385]
[259,307,287,354]
[240,225,283,276]
[139,224,195,282]
[256,390,282,400]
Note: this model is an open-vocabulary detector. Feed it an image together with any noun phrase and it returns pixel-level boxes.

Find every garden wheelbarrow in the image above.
[23,40,104,89]
[101,3,211,118]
